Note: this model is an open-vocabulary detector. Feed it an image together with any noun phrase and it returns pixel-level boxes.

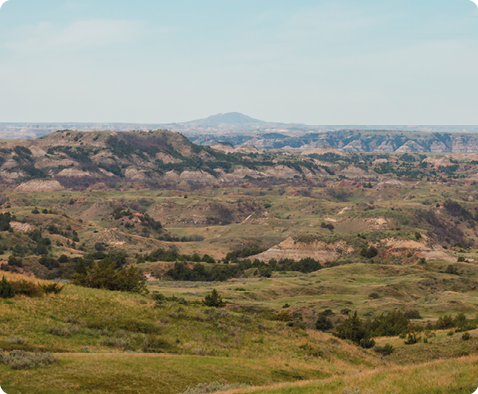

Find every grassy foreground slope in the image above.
[225,355,478,394]
[2,271,478,393]
[0,272,378,394]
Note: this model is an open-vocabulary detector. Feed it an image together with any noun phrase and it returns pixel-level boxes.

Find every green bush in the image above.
[72,259,148,294]
[40,282,64,295]
[0,276,15,299]
[404,309,422,319]
[359,338,375,349]
[404,331,420,345]
[334,311,369,344]
[203,289,226,308]
[315,315,333,331]
[10,280,43,297]
[462,332,471,341]
[374,344,394,355]
[436,315,455,329]
[446,265,460,274]
[271,311,294,322]
[360,246,378,258]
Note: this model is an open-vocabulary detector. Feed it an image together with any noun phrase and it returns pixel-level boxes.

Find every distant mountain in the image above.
[184,112,265,126]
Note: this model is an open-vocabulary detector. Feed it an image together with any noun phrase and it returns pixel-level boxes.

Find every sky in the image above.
[0,0,477,125]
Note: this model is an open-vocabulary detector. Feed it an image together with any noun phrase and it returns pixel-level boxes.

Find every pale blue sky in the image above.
[0,0,477,124]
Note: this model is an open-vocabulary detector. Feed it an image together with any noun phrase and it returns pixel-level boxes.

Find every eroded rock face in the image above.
[10,221,35,232]
[57,168,90,177]
[375,179,402,189]
[16,179,64,192]
[340,166,377,178]
[262,165,300,178]
[252,237,350,262]
[124,168,147,180]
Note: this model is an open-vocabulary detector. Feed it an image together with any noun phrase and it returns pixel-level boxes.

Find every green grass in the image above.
[229,355,478,394]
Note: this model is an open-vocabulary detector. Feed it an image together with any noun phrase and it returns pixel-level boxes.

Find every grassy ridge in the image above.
[225,355,478,394]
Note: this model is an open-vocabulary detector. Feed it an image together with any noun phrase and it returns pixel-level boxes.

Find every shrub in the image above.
[72,260,148,294]
[447,330,454,336]
[446,265,460,274]
[359,338,375,349]
[141,335,176,353]
[360,246,378,258]
[10,280,43,297]
[0,349,59,370]
[299,343,324,358]
[334,311,369,344]
[404,331,420,345]
[404,309,422,319]
[436,315,455,329]
[40,282,64,294]
[415,232,422,240]
[315,315,333,331]
[6,336,26,345]
[0,275,15,298]
[271,311,294,322]
[374,343,394,355]
[8,255,22,268]
[48,324,80,337]
[368,292,380,299]
[462,332,471,341]
[58,255,69,264]
[151,292,166,302]
[203,289,226,308]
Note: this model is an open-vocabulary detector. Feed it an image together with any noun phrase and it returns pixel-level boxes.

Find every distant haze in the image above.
[0,112,477,139]
[0,1,478,124]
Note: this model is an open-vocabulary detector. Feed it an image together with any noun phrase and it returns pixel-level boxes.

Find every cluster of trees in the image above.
[328,310,477,349]
[0,213,13,232]
[360,246,378,258]
[113,208,162,231]
[333,311,412,348]
[164,257,323,282]
[72,258,147,294]
[140,248,214,264]
[434,313,477,332]
[224,246,266,262]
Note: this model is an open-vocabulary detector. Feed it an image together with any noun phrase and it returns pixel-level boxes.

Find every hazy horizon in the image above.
[0,1,477,124]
